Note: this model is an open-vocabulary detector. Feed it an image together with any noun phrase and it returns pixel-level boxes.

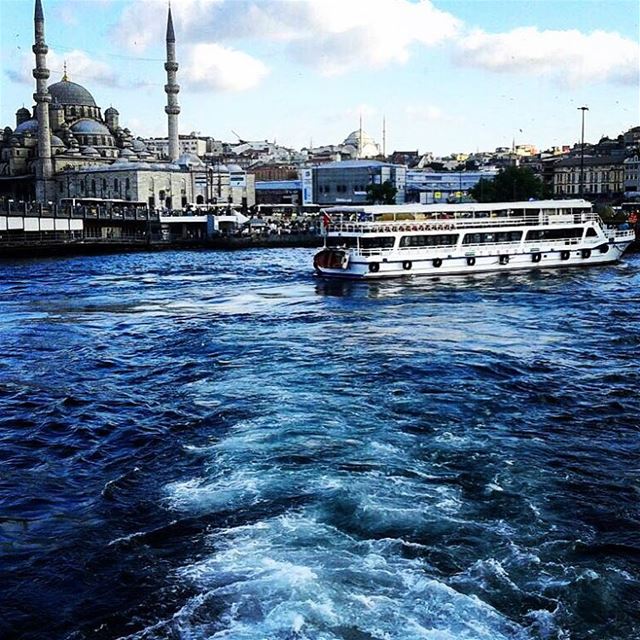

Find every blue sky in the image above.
[1,0,638,156]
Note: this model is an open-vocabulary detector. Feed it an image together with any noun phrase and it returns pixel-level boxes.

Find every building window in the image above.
[125,178,130,190]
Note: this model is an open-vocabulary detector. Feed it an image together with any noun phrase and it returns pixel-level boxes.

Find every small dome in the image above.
[176,152,205,167]
[215,164,229,172]
[105,106,119,116]
[14,119,39,135]
[131,138,147,152]
[51,135,65,147]
[226,163,243,172]
[119,148,136,158]
[16,107,31,117]
[48,79,96,107]
[71,118,111,135]
[81,146,101,157]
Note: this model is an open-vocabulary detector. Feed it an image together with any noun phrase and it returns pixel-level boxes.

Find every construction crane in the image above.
[231,130,247,144]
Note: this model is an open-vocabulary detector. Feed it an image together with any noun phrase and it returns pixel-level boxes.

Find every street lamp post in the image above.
[578,106,589,198]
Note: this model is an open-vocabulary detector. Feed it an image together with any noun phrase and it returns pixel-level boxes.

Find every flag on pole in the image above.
[321,211,332,234]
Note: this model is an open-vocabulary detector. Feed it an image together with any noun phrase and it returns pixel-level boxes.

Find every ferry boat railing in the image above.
[326,212,600,234]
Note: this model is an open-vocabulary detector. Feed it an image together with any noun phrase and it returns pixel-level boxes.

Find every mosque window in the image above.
[102,178,107,191]
[114,178,119,191]
[125,178,130,190]
[91,180,96,194]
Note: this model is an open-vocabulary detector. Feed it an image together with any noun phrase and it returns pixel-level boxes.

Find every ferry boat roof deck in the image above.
[324,199,592,219]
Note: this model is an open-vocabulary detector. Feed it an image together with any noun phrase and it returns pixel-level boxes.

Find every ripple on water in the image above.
[1,249,640,640]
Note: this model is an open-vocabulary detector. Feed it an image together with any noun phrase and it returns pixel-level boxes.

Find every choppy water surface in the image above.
[1,249,639,640]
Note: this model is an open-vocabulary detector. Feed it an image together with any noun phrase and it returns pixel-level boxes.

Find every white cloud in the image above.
[6,49,118,88]
[182,43,269,92]
[114,0,461,76]
[454,27,639,86]
[286,0,460,75]
[110,0,639,89]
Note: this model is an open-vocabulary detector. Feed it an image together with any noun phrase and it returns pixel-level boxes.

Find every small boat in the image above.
[313,199,635,279]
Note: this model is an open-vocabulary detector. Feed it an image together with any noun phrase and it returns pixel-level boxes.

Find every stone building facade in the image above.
[553,156,626,200]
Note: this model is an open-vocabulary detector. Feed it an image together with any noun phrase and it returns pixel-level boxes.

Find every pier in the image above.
[0,198,322,258]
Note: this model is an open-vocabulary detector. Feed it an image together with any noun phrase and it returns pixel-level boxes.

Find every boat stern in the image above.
[314,248,351,275]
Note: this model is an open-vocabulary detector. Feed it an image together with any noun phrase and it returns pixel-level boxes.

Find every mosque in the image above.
[0,0,239,210]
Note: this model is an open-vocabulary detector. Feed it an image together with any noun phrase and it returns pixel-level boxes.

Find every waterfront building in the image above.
[553,155,626,201]
[623,153,640,200]
[143,134,208,159]
[255,180,302,207]
[405,169,499,204]
[302,160,406,206]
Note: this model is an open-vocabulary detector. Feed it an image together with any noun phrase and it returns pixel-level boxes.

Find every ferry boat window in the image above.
[360,236,396,249]
[525,228,583,241]
[327,236,358,248]
[400,234,458,247]
[497,231,522,242]
[586,228,597,237]
[462,231,522,244]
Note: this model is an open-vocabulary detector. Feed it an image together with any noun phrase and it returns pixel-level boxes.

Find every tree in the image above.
[469,166,547,202]
[366,180,397,205]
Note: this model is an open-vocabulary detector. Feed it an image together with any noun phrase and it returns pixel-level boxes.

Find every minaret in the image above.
[382,116,386,158]
[358,114,363,158]
[33,0,53,202]
[164,4,181,162]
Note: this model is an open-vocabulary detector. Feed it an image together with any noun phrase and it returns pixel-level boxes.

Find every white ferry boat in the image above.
[313,199,635,279]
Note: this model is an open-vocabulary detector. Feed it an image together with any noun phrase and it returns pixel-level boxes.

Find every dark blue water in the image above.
[1,249,639,640]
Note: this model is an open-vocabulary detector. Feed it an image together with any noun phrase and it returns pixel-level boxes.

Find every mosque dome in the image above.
[343,129,381,158]
[16,107,31,119]
[14,119,39,135]
[105,106,119,116]
[48,79,97,107]
[176,152,205,167]
[51,135,65,147]
[119,148,136,158]
[70,119,111,135]
[131,138,147,152]
[81,146,101,157]
[226,163,243,172]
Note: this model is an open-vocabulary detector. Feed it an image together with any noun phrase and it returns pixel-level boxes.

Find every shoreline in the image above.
[0,233,323,259]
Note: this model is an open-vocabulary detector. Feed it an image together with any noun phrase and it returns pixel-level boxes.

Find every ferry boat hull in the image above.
[315,241,631,279]
[313,200,635,279]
